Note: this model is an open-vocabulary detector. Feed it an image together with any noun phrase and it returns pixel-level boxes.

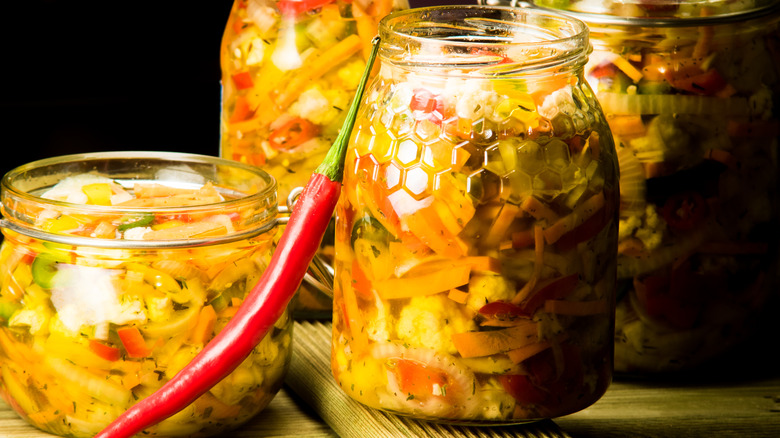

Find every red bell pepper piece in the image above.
[395,359,449,398]
[231,71,254,90]
[521,273,580,314]
[89,339,121,362]
[116,327,150,358]
[269,117,320,150]
[498,374,548,405]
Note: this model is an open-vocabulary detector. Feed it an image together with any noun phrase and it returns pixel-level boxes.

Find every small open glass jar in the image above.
[0,152,291,437]
[331,5,619,423]
[524,0,780,374]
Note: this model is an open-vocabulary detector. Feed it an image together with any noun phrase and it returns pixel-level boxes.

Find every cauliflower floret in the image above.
[618,214,642,241]
[396,294,476,355]
[366,294,393,343]
[620,204,666,251]
[50,265,146,332]
[123,226,152,240]
[290,84,349,125]
[453,79,501,120]
[465,273,516,313]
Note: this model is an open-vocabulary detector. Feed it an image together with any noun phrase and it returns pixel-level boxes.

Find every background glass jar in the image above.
[219,0,409,317]
[0,152,291,437]
[524,0,780,374]
[331,5,619,423]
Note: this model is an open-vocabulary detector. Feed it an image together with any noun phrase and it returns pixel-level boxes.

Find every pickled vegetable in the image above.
[331,6,618,423]
[220,0,407,200]
[0,159,291,437]
[535,0,780,372]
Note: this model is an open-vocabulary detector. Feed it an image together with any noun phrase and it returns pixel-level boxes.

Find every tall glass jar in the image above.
[219,0,409,316]
[0,152,291,437]
[331,5,619,423]
[526,0,780,374]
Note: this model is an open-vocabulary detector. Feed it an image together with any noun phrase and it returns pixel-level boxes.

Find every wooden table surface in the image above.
[2,321,780,438]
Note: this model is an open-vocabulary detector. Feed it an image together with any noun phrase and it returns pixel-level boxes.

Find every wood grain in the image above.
[2,320,780,437]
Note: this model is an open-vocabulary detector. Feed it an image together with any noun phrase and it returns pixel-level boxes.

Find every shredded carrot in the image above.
[142,222,227,240]
[512,225,545,305]
[452,321,538,358]
[374,264,471,300]
[610,53,643,83]
[506,335,564,364]
[274,34,363,108]
[340,275,368,352]
[692,7,714,59]
[133,183,200,198]
[447,288,469,304]
[543,192,605,245]
[520,196,559,223]
[466,256,502,273]
[190,305,217,344]
[484,202,521,247]
[543,299,609,316]
[117,327,151,358]
[403,205,468,259]
[351,1,378,61]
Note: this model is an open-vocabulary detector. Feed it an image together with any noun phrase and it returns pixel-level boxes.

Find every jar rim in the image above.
[378,5,590,76]
[0,151,280,248]
[526,0,780,27]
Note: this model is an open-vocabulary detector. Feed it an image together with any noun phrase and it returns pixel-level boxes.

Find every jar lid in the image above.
[529,0,780,26]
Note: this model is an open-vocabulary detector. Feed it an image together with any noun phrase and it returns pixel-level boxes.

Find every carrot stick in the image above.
[452,322,538,358]
[520,196,559,223]
[543,191,605,245]
[189,305,217,344]
[274,34,363,108]
[374,264,471,299]
[512,225,544,305]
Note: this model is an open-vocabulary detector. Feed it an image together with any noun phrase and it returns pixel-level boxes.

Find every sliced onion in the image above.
[371,342,480,419]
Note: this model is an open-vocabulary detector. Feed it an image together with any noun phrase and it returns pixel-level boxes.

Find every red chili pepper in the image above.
[93,37,382,438]
[269,117,320,150]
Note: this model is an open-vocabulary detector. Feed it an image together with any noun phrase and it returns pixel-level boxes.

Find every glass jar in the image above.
[0,152,291,437]
[331,5,619,423]
[525,0,780,374]
[219,0,409,317]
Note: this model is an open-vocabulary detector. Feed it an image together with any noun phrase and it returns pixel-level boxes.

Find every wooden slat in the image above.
[285,320,569,438]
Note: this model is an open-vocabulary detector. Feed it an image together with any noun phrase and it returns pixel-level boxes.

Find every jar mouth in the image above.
[526,0,780,27]
[379,5,590,76]
[0,151,279,248]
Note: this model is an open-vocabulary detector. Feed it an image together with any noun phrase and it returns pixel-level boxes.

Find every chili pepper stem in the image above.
[316,35,380,182]
[93,36,380,438]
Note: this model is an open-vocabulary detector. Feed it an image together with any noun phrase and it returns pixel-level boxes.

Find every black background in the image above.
[0,0,470,178]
